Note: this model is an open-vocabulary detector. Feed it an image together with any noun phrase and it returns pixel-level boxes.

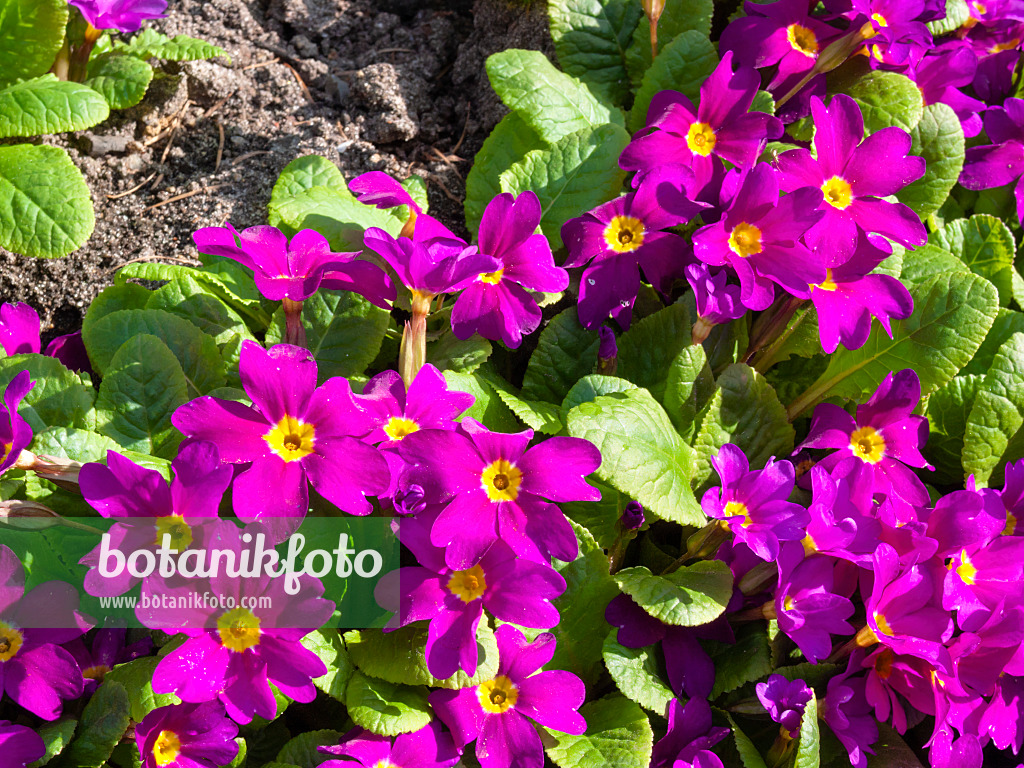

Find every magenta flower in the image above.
[943,536,1024,628]
[0,371,33,476]
[0,303,40,355]
[860,647,937,734]
[701,443,809,562]
[398,420,601,568]
[959,98,1024,223]
[135,701,239,768]
[320,723,461,768]
[775,546,855,663]
[450,192,568,349]
[998,457,1024,535]
[562,165,706,329]
[350,171,456,242]
[911,46,984,137]
[620,51,783,181]
[821,668,878,768]
[172,341,391,521]
[980,675,1024,753]
[79,443,233,596]
[804,465,880,564]
[0,721,45,768]
[841,0,935,64]
[379,512,564,679]
[0,545,89,720]
[69,0,167,32]
[775,95,926,264]
[430,626,585,768]
[692,163,826,311]
[799,369,932,507]
[194,224,395,308]
[650,698,729,768]
[757,674,813,737]
[808,236,913,353]
[64,626,152,694]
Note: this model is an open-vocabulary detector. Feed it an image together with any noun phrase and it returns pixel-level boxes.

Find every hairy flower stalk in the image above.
[400,289,433,387]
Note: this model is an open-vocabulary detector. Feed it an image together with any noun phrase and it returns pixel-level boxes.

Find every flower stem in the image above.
[660,521,729,574]
[775,26,870,109]
[742,295,804,367]
[282,298,307,348]
[67,25,102,83]
[399,291,433,387]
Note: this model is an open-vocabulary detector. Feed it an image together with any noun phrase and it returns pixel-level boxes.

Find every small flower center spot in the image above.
[153,730,182,767]
[727,222,763,258]
[603,215,645,253]
[481,459,523,502]
[686,122,717,157]
[0,621,24,662]
[786,23,818,56]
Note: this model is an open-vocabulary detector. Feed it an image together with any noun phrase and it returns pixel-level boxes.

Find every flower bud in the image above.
[619,501,645,531]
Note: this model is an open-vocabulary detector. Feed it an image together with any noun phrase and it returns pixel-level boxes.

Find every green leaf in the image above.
[624,0,714,85]
[0,144,94,258]
[962,332,1024,487]
[924,374,984,485]
[522,308,601,404]
[30,718,76,767]
[789,272,998,418]
[344,620,499,689]
[896,103,964,220]
[103,657,180,722]
[566,389,704,525]
[561,480,631,549]
[549,521,621,686]
[664,344,714,438]
[897,244,963,286]
[84,54,153,110]
[275,730,343,768]
[442,371,521,432]
[427,332,491,374]
[829,62,923,133]
[301,629,354,703]
[561,375,638,416]
[84,308,225,396]
[30,426,120,463]
[725,714,769,768]
[57,680,129,768]
[602,629,674,713]
[545,695,653,768]
[485,48,624,145]
[94,334,188,457]
[617,302,693,401]
[114,29,228,61]
[614,561,732,627]
[477,367,563,434]
[794,693,820,768]
[0,75,110,137]
[693,364,795,488]
[928,0,970,35]
[499,123,630,249]
[82,283,151,339]
[931,215,1018,307]
[706,623,772,698]
[464,112,544,235]
[629,31,717,132]
[270,185,400,249]
[345,671,432,737]
[265,290,389,381]
[0,355,94,431]
[962,308,1024,376]
[0,0,68,88]
[270,155,348,209]
[548,0,643,106]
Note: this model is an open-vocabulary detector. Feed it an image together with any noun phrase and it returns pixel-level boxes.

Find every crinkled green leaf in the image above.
[617,302,693,401]
[345,672,432,737]
[925,374,984,485]
[629,30,717,132]
[94,334,187,458]
[602,629,674,713]
[270,154,348,210]
[664,343,714,439]
[561,374,638,417]
[84,54,153,110]
[931,214,1018,306]
[566,388,703,525]
[302,629,353,703]
[443,371,521,432]
[928,0,970,34]
[549,0,643,105]
[0,75,109,137]
[465,112,544,235]
[725,713,769,768]
[522,307,600,404]
[30,426,120,463]
[0,0,68,88]
[561,480,632,550]
[894,244,962,286]
[499,122,629,249]
[270,186,399,250]
[114,29,228,61]
[275,730,342,768]
[896,103,964,220]
[962,308,1024,376]
[706,624,772,698]
[829,61,923,133]
[963,332,1024,486]
[82,283,151,339]
[693,363,795,487]
[0,144,94,258]
[426,332,491,374]
[57,680,129,768]
[0,354,94,431]
[103,657,179,722]
[624,0,714,85]
[790,271,997,418]
[546,695,653,768]
[794,693,820,768]
[477,367,562,434]
[30,718,76,767]
[614,562,732,627]
[265,290,389,382]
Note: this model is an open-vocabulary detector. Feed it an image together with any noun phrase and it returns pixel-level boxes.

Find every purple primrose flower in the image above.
[959,98,1024,223]
[756,674,813,737]
[64,626,152,694]
[350,171,455,242]
[650,697,730,768]
[0,371,33,476]
[0,302,91,373]
[135,701,239,768]
[319,722,461,768]
[0,721,45,768]
[69,0,167,32]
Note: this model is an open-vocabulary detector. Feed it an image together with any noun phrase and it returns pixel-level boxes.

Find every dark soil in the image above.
[0,0,553,337]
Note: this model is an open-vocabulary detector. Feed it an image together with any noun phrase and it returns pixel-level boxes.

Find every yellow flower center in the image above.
[82,664,111,681]
[153,730,182,767]
[0,441,10,465]
[956,550,978,586]
[217,607,261,652]
[989,38,1021,53]
[478,268,504,285]
[447,564,488,603]
[477,675,519,714]
[821,176,854,209]
[686,121,717,157]
[264,415,316,462]
[372,762,399,768]
[973,1,987,14]
[1005,511,1018,536]
[384,416,420,441]
[724,500,753,527]
[603,215,646,253]
[0,621,24,662]
[874,648,894,679]
[787,23,819,56]
[783,595,795,612]
[727,222,763,258]
[481,459,523,502]
[812,269,838,292]
[849,425,886,464]
[154,514,193,552]
[874,611,894,637]
[802,534,818,555]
